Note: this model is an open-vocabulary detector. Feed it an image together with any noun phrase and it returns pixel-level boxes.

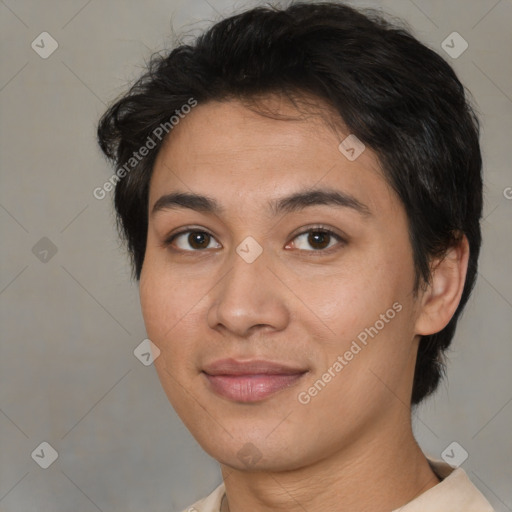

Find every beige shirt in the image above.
[181,459,495,512]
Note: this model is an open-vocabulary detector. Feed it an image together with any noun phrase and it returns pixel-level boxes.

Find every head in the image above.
[97,1,482,470]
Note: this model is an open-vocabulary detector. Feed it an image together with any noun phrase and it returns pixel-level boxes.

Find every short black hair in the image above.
[97,1,483,406]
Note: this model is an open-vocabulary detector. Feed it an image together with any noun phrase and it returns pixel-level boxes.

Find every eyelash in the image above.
[162,225,346,255]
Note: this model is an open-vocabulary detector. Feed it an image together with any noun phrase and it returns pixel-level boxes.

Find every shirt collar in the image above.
[187,458,494,512]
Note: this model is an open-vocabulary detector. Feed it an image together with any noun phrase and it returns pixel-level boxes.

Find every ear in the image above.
[414,234,470,336]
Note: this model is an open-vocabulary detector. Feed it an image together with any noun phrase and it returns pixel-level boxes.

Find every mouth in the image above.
[202,358,309,403]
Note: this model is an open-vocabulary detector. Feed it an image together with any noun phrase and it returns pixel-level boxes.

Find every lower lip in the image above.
[203,372,307,402]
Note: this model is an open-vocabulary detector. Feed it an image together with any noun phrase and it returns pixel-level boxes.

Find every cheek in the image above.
[139,251,202,340]
[299,246,417,402]
[139,253,209,380]
[139,267,169,342]
[301,257,406,343]
[310,280,417,413]
[140,263,200,409]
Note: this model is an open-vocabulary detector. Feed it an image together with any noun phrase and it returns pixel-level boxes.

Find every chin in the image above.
[193,427,314,473]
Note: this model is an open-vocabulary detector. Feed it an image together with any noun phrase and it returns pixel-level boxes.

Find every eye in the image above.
[287,227,345,253]
[165,229,221,251]
[163,226,346,254]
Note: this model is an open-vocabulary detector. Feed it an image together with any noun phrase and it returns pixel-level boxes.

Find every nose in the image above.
[207,246,290,338]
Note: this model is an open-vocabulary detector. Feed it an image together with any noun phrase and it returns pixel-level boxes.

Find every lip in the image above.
[202,358,309,402]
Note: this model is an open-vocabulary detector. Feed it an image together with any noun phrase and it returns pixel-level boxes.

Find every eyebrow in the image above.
[151,188,372,218]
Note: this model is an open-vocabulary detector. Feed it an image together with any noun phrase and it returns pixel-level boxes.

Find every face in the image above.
[139,97,423,472]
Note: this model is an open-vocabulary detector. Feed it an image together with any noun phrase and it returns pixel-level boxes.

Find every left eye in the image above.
[288,229,344,252]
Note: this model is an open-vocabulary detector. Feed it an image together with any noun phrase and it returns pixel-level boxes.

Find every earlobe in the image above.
[414,234,470,336]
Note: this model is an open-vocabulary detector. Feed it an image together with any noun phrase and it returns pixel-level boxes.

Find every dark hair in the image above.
[97,1,482,405]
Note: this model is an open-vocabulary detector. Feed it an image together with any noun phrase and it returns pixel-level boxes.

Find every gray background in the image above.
[1,0,511,511]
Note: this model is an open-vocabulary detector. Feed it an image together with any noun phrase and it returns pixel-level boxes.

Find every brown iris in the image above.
[188,232,210,249]
[307,230,331,250]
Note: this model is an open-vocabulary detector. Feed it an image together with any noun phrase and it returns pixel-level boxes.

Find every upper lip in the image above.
[202,358,308,376]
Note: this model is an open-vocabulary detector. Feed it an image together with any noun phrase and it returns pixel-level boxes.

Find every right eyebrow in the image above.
[151,192,225,216]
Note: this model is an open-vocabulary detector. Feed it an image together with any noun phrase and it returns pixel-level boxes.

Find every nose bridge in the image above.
[208,239,289,335]
[222,240,271,307]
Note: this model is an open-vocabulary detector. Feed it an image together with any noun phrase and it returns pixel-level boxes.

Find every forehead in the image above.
[149,98,399,218]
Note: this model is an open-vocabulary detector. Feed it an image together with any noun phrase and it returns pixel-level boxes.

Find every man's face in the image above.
[140,97,422,471]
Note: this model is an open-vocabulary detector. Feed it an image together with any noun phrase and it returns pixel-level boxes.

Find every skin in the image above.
[139,95,469,512]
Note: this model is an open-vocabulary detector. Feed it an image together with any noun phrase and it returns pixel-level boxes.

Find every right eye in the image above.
[164,229,222,252]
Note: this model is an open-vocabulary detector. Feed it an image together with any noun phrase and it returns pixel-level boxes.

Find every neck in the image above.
[219,410,439,512]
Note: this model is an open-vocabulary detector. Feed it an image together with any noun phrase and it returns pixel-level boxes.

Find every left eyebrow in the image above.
[151,187,372,218]
[269,188,372,217]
